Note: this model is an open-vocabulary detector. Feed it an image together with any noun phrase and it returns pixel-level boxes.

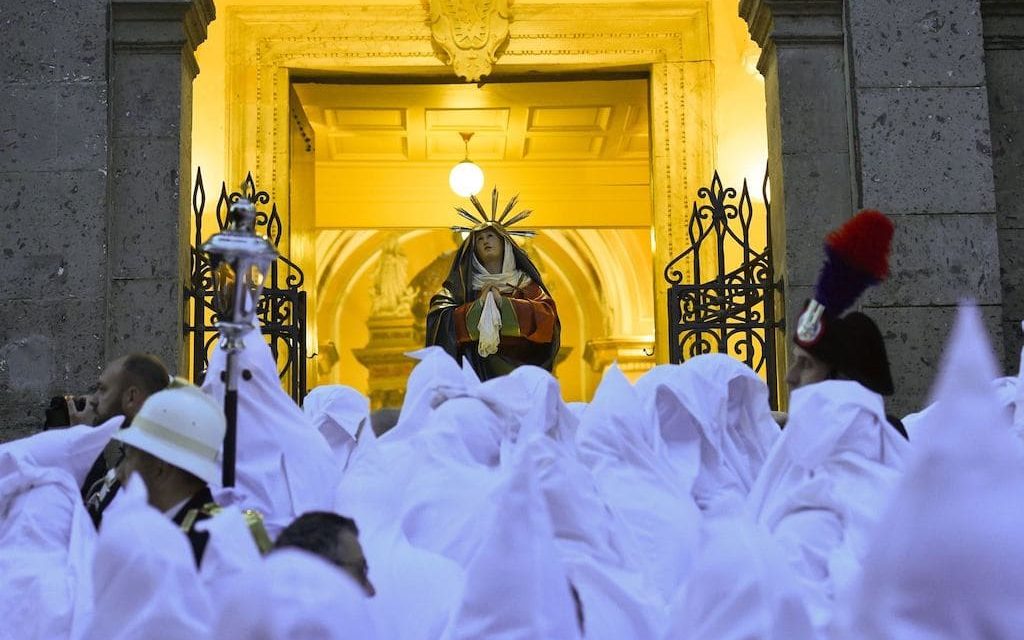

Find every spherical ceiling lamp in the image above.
[449,131,484,197]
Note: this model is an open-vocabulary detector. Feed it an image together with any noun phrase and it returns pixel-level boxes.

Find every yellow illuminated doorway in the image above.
[298,79,655,405]
[190,1,771,405]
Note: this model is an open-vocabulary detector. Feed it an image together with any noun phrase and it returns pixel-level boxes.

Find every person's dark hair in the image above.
[274,511,359,568]
[370,408,401,437]
[120,353,170,396]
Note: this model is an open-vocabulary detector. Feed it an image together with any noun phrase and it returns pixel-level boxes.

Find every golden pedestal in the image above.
[352,315,421,411]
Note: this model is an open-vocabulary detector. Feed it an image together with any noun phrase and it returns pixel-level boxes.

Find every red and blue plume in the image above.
[813,209,894,316]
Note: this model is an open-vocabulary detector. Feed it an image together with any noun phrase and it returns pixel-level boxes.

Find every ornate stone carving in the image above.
[370,234,418,317]
[426,0,513,82]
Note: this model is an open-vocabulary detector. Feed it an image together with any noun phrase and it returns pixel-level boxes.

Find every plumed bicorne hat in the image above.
[794,209,896,396]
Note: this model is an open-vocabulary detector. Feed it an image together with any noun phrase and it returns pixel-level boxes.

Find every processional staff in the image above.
[202,197,278,487]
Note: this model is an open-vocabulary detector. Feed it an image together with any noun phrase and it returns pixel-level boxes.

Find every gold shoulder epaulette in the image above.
[180,503,273,554]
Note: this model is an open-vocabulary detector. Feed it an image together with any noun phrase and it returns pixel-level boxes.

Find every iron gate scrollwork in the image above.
[664,170,784,408]
[184,167,308,402]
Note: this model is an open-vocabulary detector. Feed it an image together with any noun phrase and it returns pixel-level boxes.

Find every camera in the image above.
[44,395,87,429]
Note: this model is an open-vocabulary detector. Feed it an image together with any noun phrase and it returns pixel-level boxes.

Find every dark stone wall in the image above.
[0,0,214,442]
[848,0,1003,413]
[742,0,1005,416]
[0,1,111,440]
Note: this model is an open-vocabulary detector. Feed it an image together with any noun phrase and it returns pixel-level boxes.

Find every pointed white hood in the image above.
[303,384,370,465]
[386,346,470,441]
[517,434,665,640]
[83,476,212,640]
[576,364,701,603]
[837,303,1024,639]
[746,378,910,630]
[636,355,779,514]
[0,451,98,640]
[441,440,582,640]
[202,327,341,536]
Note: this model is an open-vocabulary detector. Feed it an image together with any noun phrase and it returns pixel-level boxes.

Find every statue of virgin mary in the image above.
[425,190,560,381]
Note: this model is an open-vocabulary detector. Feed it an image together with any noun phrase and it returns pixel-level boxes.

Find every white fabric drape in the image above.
[440,438,582,640]
[0,416,122,486]
[212,549,377,640]
[303,384,369,468]
[202,326,341,538]
[0,453,98,640]
[665,517,816,640]
[835,304,1024,640]
[635,355,780,515]
[746,380,909,631]
[470,237,526,358]
[576,364,702,604]
[83,476,212,640]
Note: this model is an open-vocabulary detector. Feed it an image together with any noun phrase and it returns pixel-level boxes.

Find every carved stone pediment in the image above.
[426,0,512,82]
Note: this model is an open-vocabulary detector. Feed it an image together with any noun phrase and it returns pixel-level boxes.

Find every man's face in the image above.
[473,229,503,266]
[90,359,127,424]
[785,344,831,391]
[337,529,376,597]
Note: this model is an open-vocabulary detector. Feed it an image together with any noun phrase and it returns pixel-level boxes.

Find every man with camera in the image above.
[66,354,171,525]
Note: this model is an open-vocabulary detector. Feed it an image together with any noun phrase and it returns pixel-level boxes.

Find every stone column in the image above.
[847,0,1001,412]
[739,0,855,404]
[0,1,110,439]
[742,0,1003,414]
[108,0,214,374]
[982,1,1024,368]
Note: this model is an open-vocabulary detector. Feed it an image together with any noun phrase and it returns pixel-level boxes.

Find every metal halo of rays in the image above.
[450,187,536,239]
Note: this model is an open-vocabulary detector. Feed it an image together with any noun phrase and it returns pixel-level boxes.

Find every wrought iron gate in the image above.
[184,168,308,402]
[664,171,784,407]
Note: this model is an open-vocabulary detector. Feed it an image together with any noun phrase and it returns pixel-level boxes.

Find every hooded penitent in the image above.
[337,346,474,537]
[303,384,370,467]
[795,209,896,396]
[576,364,702,604]
[635,355,780,516]
[83,476,212,640]
[835,304,1024,640]
[426,189,559,381]
[0,452,99,640]
[202,326,341,538]
[515,433,666,640]
[439,437,582,640]
[213,548,377,639]
[746,378,909,631]
[0,417,119,639]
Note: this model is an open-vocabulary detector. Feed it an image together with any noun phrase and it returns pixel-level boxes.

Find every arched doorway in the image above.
[190,0,769,403]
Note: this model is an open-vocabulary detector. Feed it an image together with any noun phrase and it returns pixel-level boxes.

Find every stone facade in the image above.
[0,0,1020,439]
[742,0,1012,415]
[0,0,213,440]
